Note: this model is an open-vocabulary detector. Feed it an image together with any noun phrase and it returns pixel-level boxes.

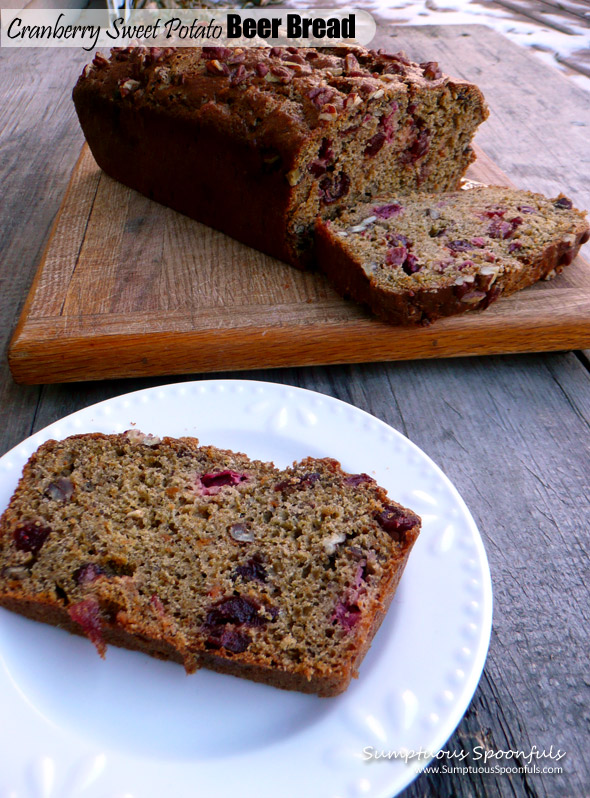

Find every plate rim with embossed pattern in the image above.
[0,379,492,798]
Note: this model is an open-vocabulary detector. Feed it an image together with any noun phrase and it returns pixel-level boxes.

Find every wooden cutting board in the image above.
[8,143,590,385]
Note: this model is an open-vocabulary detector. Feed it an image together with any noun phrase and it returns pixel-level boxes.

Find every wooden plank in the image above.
[534,0,590,21]
[8,143,590,384]
[7,281,590,382]
[0,48,90,467]
[556,52,590,80]
[378,352,590,798]
[488,0,577,35]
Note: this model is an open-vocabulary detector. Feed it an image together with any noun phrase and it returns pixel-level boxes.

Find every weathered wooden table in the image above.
[1,25,589,798]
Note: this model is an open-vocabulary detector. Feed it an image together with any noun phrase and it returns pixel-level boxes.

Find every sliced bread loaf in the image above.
[73,46,488,267]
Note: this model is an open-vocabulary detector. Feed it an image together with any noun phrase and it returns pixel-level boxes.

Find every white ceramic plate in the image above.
[0,379,492,798]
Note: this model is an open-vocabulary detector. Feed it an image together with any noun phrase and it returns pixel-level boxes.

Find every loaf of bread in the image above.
[72,45,488,267]
[0,431,420,696]
[315,185,590,325]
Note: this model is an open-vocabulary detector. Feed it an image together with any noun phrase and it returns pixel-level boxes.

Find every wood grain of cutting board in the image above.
[8,143,590,385]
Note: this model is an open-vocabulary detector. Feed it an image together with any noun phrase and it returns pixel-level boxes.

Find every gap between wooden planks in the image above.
[8,143,590,385]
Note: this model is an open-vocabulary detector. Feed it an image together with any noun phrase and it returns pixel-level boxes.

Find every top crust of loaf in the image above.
[74,45,487,170]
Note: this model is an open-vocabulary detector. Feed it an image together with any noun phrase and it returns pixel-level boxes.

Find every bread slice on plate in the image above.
[0,431,420,697]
